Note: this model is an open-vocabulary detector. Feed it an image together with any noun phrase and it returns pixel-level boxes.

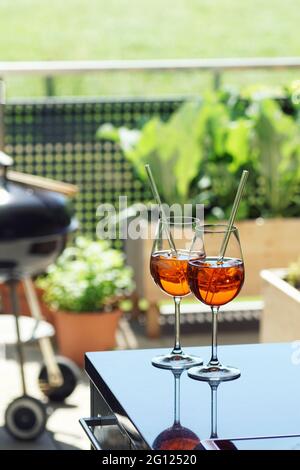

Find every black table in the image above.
[83,343,300,450]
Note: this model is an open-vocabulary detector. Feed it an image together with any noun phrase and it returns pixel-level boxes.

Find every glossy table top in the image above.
[85,343,300,449]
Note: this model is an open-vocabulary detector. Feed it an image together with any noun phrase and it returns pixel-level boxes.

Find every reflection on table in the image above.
[152,369,240,450]
[194,381,238,450]
[152,368,200,450]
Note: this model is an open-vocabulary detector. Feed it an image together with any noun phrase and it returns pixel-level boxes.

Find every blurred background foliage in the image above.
[98,88,300,220]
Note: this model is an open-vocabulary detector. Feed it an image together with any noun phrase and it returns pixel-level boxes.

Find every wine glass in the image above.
[152,369,200,450]
[150,216,203,369]
[187,224,244,381]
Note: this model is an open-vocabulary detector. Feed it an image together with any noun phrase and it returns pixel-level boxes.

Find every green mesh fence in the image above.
[4,97,182,243]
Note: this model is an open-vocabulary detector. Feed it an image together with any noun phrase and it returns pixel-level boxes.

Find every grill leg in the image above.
[23,276,63,388]
[8,279,27,395]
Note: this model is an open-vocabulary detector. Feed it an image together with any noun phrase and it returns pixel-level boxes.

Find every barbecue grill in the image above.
[0,150,80,441]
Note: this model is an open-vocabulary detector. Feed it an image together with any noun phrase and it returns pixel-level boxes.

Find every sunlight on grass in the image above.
[1,0,300,97]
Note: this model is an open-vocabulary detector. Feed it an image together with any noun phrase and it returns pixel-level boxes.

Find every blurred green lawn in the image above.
[1,0,300,98]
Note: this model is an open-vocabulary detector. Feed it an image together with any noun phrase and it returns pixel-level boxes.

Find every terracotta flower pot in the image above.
[54,309,123,367]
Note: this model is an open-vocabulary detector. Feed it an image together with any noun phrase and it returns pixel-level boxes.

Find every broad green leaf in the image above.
[226,119,252,171]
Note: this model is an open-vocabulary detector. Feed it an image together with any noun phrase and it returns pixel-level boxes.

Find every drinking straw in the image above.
[145,163,177,255]
[219,170,249,260]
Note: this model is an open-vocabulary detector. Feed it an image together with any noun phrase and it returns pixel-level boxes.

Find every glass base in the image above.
[188,363,241,382]
[152,352,203,370]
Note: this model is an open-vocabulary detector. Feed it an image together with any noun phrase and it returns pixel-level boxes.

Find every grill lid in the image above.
[0,151,77,241]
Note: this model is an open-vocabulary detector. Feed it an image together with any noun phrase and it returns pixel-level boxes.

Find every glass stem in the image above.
[210,306,220,366]
[172,296,182,355]
[210,383,219,439]
[173,371,181,426]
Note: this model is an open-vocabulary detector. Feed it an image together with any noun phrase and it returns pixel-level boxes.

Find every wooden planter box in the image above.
[260,268,300,343]
[125,217,300,337]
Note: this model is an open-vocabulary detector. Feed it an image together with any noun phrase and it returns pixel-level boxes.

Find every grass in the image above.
[1,0,300,98]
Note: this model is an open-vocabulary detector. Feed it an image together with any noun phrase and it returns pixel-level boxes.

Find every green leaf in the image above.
[251,99,300,215]
[96,123,120,142]
[226,119,252,171]
[120,102,205,204]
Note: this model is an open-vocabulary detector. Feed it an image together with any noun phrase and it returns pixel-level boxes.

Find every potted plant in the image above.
[36,237,135,366]
[260,259,300,343]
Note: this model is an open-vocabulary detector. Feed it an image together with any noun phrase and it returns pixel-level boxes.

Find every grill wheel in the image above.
[5,396,47,441]
[38,356,80,402]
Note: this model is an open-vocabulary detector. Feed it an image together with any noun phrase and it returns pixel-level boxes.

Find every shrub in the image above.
[97,89,300,220]
[36,237,135,312]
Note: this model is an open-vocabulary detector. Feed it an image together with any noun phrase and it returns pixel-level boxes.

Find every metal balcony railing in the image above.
[0,57,300,95]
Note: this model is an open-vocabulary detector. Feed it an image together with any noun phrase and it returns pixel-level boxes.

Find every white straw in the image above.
[219,170,249,260]
[145,164,177,255]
